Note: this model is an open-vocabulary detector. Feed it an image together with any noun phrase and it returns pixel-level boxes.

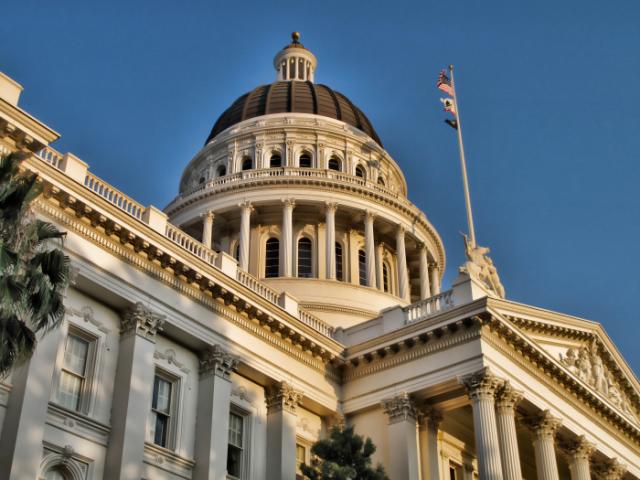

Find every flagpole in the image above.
[448,64,477,248]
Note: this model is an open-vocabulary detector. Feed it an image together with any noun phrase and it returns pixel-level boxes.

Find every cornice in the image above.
[299,302,378,319]
[0,98,60,147]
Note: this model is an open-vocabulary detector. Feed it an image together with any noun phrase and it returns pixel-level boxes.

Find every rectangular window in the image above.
[335,243,343,281]
[58,332,93,411]
[151,373,175,448]
[227,412,245,478]
[296,443,308,478]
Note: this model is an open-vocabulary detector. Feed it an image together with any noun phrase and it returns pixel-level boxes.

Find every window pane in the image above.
[227,413,244,477]
[153,412,169,447]
[153,376,172,413]
[328,158,340,171]
[44,467,68,480]
[299,154,312,168]
[270,154,282,167]
[265,238,279,278]
[227,445,242,477]
[383,263,390,293]
[358,249,366,285]
[296,443,306,467]
[335,243,343,281]
[228,412,244,447]
[63,334,89,376]
[58,370,82,410]
[297,238,312,278]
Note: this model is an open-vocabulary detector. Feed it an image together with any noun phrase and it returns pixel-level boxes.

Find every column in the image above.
[599,459,627,480]
[239,201,253,271]
[193,345,239,480]
[565,436,595,480]
[419,406,443,480]
[376,243,384,291]
[265,382,303,480]
[325,202,337,280]
[105,303,165,479]
[430,263,441,295]
[396,225,409,300]
[201,211,214,249]
[418,244,431,299]
[364,211,376,287]
[461,368,504,480]
[0,320,66,479]
[495,382,524,480]
[381,393,421,480]
[281,198,295,277]
[528,410,562,480]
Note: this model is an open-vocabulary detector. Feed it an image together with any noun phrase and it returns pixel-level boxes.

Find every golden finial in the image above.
[291,32,301,44]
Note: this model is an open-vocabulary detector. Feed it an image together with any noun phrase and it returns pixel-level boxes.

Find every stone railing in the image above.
[236,269,280,304]
[404,289,455,324]
[37,146,64,168]
[84,171,145,220]
[299,308,335,338]
[177,167,404,201]
[165,223,217,265]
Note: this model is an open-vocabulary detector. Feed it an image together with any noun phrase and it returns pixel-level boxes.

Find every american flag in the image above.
[437,70,454,97]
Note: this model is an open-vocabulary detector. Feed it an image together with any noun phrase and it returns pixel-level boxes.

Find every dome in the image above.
[205,81,383,147]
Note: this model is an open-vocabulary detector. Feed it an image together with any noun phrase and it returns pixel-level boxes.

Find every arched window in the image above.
[241,157,253,171]
[270,153,282,168]
[44,466,71,480]
[377,176,386,186]
[382,262,390,293]
[358,249,366,285]
[328,157,341,171]
[297,237,313,278]
[335,242,343,281]
[355,165,366,179]
[299,153,312,168]
[217,165,227,177]
[265,238,279,278]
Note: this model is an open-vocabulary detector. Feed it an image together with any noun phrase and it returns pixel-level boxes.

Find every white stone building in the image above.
[0,34,638,480]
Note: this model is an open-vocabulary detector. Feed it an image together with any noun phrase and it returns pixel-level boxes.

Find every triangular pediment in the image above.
[489,299,640,428]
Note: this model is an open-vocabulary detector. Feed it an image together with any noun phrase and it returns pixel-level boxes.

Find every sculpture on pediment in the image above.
[461,234,505,298]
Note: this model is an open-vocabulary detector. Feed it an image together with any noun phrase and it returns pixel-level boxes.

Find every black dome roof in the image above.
[205,81,383,147]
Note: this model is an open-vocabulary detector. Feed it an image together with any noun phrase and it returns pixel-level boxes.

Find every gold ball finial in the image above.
[291,31,300,43]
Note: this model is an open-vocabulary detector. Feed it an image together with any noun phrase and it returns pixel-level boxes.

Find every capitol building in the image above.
[0,34,638,480]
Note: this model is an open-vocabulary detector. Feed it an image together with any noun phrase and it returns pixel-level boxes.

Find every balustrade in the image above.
[404,289,454,323]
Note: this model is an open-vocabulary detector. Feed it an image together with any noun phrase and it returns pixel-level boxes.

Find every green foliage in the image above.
[0,152,69,376]
[300,424,389,480]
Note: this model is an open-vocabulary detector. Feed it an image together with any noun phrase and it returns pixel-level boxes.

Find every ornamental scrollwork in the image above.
[121,302,165,340]
[265,381,303,414]
[381,392,417,424]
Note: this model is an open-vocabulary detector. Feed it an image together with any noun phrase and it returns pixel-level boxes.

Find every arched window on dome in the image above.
[299,153,312,168]
[265,238,279,278]
[377,176,386,186]
[355,165,366,180]
[358,249,366,286]
[44,466,71,480]
[241,157,253,171]
[335,242,343,281]
[270,153,282,168]
[297,237,313,278]
[382,262,391,293]
[328,157,341,171]
[217,165,227,177]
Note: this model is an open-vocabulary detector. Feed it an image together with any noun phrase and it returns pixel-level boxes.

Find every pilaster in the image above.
[265,381,303,480]
[418,405,443,480]
[381,393,421,480]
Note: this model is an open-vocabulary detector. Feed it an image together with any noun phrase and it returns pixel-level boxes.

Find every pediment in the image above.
[491,300,640,428]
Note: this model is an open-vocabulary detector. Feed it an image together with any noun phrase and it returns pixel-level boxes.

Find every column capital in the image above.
[418,404,443,430]
[325,202,338,213]
[526,409,562,438]
[120,302,165,341]
[396,223,406,235]
[281,197,296,209]
[460,367,503,401]
[596,459,627,480]
[381,392,417,424]
[495,381,524,412]
[364,209,376,221]
[265,381,303,414]
[200,210,215,219]
[199,345,239,380]
[238,200,254,212]
[560,435,596,461]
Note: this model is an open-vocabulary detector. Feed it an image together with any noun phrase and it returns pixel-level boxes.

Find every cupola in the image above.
[273,32,318,82]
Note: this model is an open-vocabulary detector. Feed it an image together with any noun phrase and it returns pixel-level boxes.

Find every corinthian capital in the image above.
[121,302,165,341]
[597,459,627,480]
[381,392,417,424]
[199,345,239,380]
[418,404,443,430]
[564,435,596,461]
[527,410,562,438]
[265,381,303,414]
[460,367,503,402]
[495,381,524,412]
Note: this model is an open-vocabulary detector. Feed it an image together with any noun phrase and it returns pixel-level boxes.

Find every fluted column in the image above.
[325,202,337,280]
[419,406,443,480]
[381,393,421,480]
[201,211,214,249]
[266,382,304,480]
[376,243,384,290]
[564,436,595,480]
[194,346,239,480]
[281,198,295,277]
[105,303,165,479]
[528,410,562,480]
[364,211,376,287]
[396,225,409,300]
[495,382,524,480]
[461,368,504,480]
[430,263,441,295]
[239,201,253,271]
[419,244,431,299]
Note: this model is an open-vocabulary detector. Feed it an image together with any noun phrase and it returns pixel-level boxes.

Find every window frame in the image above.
[269,153,282,168]
[295,439,312,479]
[327,157,341,171]
[358,249,367,286]
[355,165,366,179]
[264,237,280,278]
[227,405,251,480]
[150,369,180,450]
[297,237,313,278]
[298,152,312,168]
[335,242,344,281]
[241,157,253,171]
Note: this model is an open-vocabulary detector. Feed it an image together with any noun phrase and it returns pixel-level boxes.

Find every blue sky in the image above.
[3,1,639,373]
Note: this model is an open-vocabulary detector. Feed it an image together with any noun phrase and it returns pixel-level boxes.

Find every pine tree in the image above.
[0,152,69,376]
[300,424,389,480]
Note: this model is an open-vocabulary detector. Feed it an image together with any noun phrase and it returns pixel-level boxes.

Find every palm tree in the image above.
[0,152,69,376]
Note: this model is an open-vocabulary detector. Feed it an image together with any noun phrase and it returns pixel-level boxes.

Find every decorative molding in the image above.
[525,409,562,438]
[495,381,523,412]
[66,305,110,333]
[198,344,239,380]
[381,392,417,424]
[265,381,303,414]
[559,435,596,461]
[593,458,627,480]
[460,367,503,402]
[120,302,165,341]
[154,348,191,374]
